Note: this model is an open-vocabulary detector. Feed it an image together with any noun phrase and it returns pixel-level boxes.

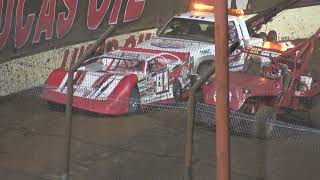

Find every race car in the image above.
[42,48,191,115]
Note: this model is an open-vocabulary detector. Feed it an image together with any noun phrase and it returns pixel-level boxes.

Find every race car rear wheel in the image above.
[254,106,276,139]
[128,87,141,114]
[173,80,182,102]
[47,101,65,112]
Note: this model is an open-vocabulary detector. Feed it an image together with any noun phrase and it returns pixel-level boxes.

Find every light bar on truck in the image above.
[190,3,244,16]
[192,3,215,12]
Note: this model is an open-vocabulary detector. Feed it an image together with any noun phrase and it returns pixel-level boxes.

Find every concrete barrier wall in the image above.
[258,5,320,40]
[0,0,189,62]
[0,29,156,96]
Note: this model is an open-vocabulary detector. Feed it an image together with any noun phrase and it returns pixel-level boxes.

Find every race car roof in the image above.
[104,47,190,62]
[174,11,239,22]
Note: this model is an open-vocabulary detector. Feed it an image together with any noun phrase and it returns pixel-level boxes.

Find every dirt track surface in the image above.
[1,88,320,180]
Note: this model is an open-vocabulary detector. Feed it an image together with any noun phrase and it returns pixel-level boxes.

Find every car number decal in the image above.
[156,71,169,94]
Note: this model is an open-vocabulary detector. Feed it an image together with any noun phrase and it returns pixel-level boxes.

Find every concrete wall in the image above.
[0,0,189,62]
[256,5,320,40]
[0,29,156,96]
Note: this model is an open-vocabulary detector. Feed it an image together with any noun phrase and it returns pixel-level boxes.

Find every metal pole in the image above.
[215,1,230,180]
[184,41,239,180]
[62,25,116,180]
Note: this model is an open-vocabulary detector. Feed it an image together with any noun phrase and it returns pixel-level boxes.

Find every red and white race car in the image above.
[42,48,191,115]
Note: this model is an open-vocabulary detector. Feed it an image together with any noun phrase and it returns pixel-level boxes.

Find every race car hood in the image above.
[203,72,283,110]
[45,69,138,100]
[137,37,214,59]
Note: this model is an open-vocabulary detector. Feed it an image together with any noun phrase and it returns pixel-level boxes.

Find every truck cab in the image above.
[137,3,264,79]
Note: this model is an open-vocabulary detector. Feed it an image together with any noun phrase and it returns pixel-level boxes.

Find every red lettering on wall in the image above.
[106,39,119,52]
[0,0,14,49]
[56,0,78,39]
[96,41,107,55]
[124,0,146,22]
[109,0,123,24]
[87,0,111,30]
[123,35,136,48]
[33,0,56,43]
[137,34,144,44]
[15,0,35,48]
[145,33,152,40]
[78,45,86,60]
[70,47,79,67]
[60,32,154,68]
[61,49,70,69]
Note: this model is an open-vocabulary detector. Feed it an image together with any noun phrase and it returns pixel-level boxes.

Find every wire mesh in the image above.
[1,32,320,180]
[1,82,320,180]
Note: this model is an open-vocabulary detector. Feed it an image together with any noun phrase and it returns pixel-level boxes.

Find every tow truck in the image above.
[202,28,320,138]
[137,0,301,80]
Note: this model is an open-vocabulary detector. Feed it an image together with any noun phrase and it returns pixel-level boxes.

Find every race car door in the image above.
[140,59,171,104]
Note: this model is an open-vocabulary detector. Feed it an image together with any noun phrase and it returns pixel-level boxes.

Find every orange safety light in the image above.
[228,8,245,16]
[190,2,244,16]
[191,3,215,12]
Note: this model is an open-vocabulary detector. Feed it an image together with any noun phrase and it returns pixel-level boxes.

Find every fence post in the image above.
[215,1,230,180]
[62,25,116,180]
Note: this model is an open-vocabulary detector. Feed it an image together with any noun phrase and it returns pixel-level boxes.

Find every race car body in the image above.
[42,48,191,115]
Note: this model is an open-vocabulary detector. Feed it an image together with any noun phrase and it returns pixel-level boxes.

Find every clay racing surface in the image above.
[1,87,320,180]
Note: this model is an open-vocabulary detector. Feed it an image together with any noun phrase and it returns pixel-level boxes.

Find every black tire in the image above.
[309,95,320,128]
[47,101,65,112]
[195,89,204,104]
[128,87,141,114]
[173,80,182,102]
[254,106,276,139]
[197,61,213,80]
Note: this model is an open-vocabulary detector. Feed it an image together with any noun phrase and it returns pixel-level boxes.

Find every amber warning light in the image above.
[192,3,215,12]
[190,3,244,16]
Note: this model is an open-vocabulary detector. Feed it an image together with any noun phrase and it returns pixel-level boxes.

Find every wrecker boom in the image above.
[246,0,301,36]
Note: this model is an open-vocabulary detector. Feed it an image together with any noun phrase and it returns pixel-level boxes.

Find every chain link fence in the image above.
[1,81,320,180]
[1,29,320,180]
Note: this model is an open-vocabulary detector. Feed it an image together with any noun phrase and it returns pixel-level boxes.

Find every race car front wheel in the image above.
[173,80,182,102]
[197,61,213,80]
[128,87,141,114]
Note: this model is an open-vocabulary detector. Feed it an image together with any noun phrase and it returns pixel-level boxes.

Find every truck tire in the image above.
[197,61,213,80]
[254,106,276,139]
[173,80,182,102]
[195,90,204,104]
[309,95,320,128]
[128,87,141,114]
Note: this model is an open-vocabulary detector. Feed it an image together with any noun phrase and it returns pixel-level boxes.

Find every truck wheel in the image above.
[195,90,204,104]
[128,87,140,114]
[173,80,182,102]
[197,61,213,80]
[47,101,65,112]
[254,106,276,139]
[309,95,320,128]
